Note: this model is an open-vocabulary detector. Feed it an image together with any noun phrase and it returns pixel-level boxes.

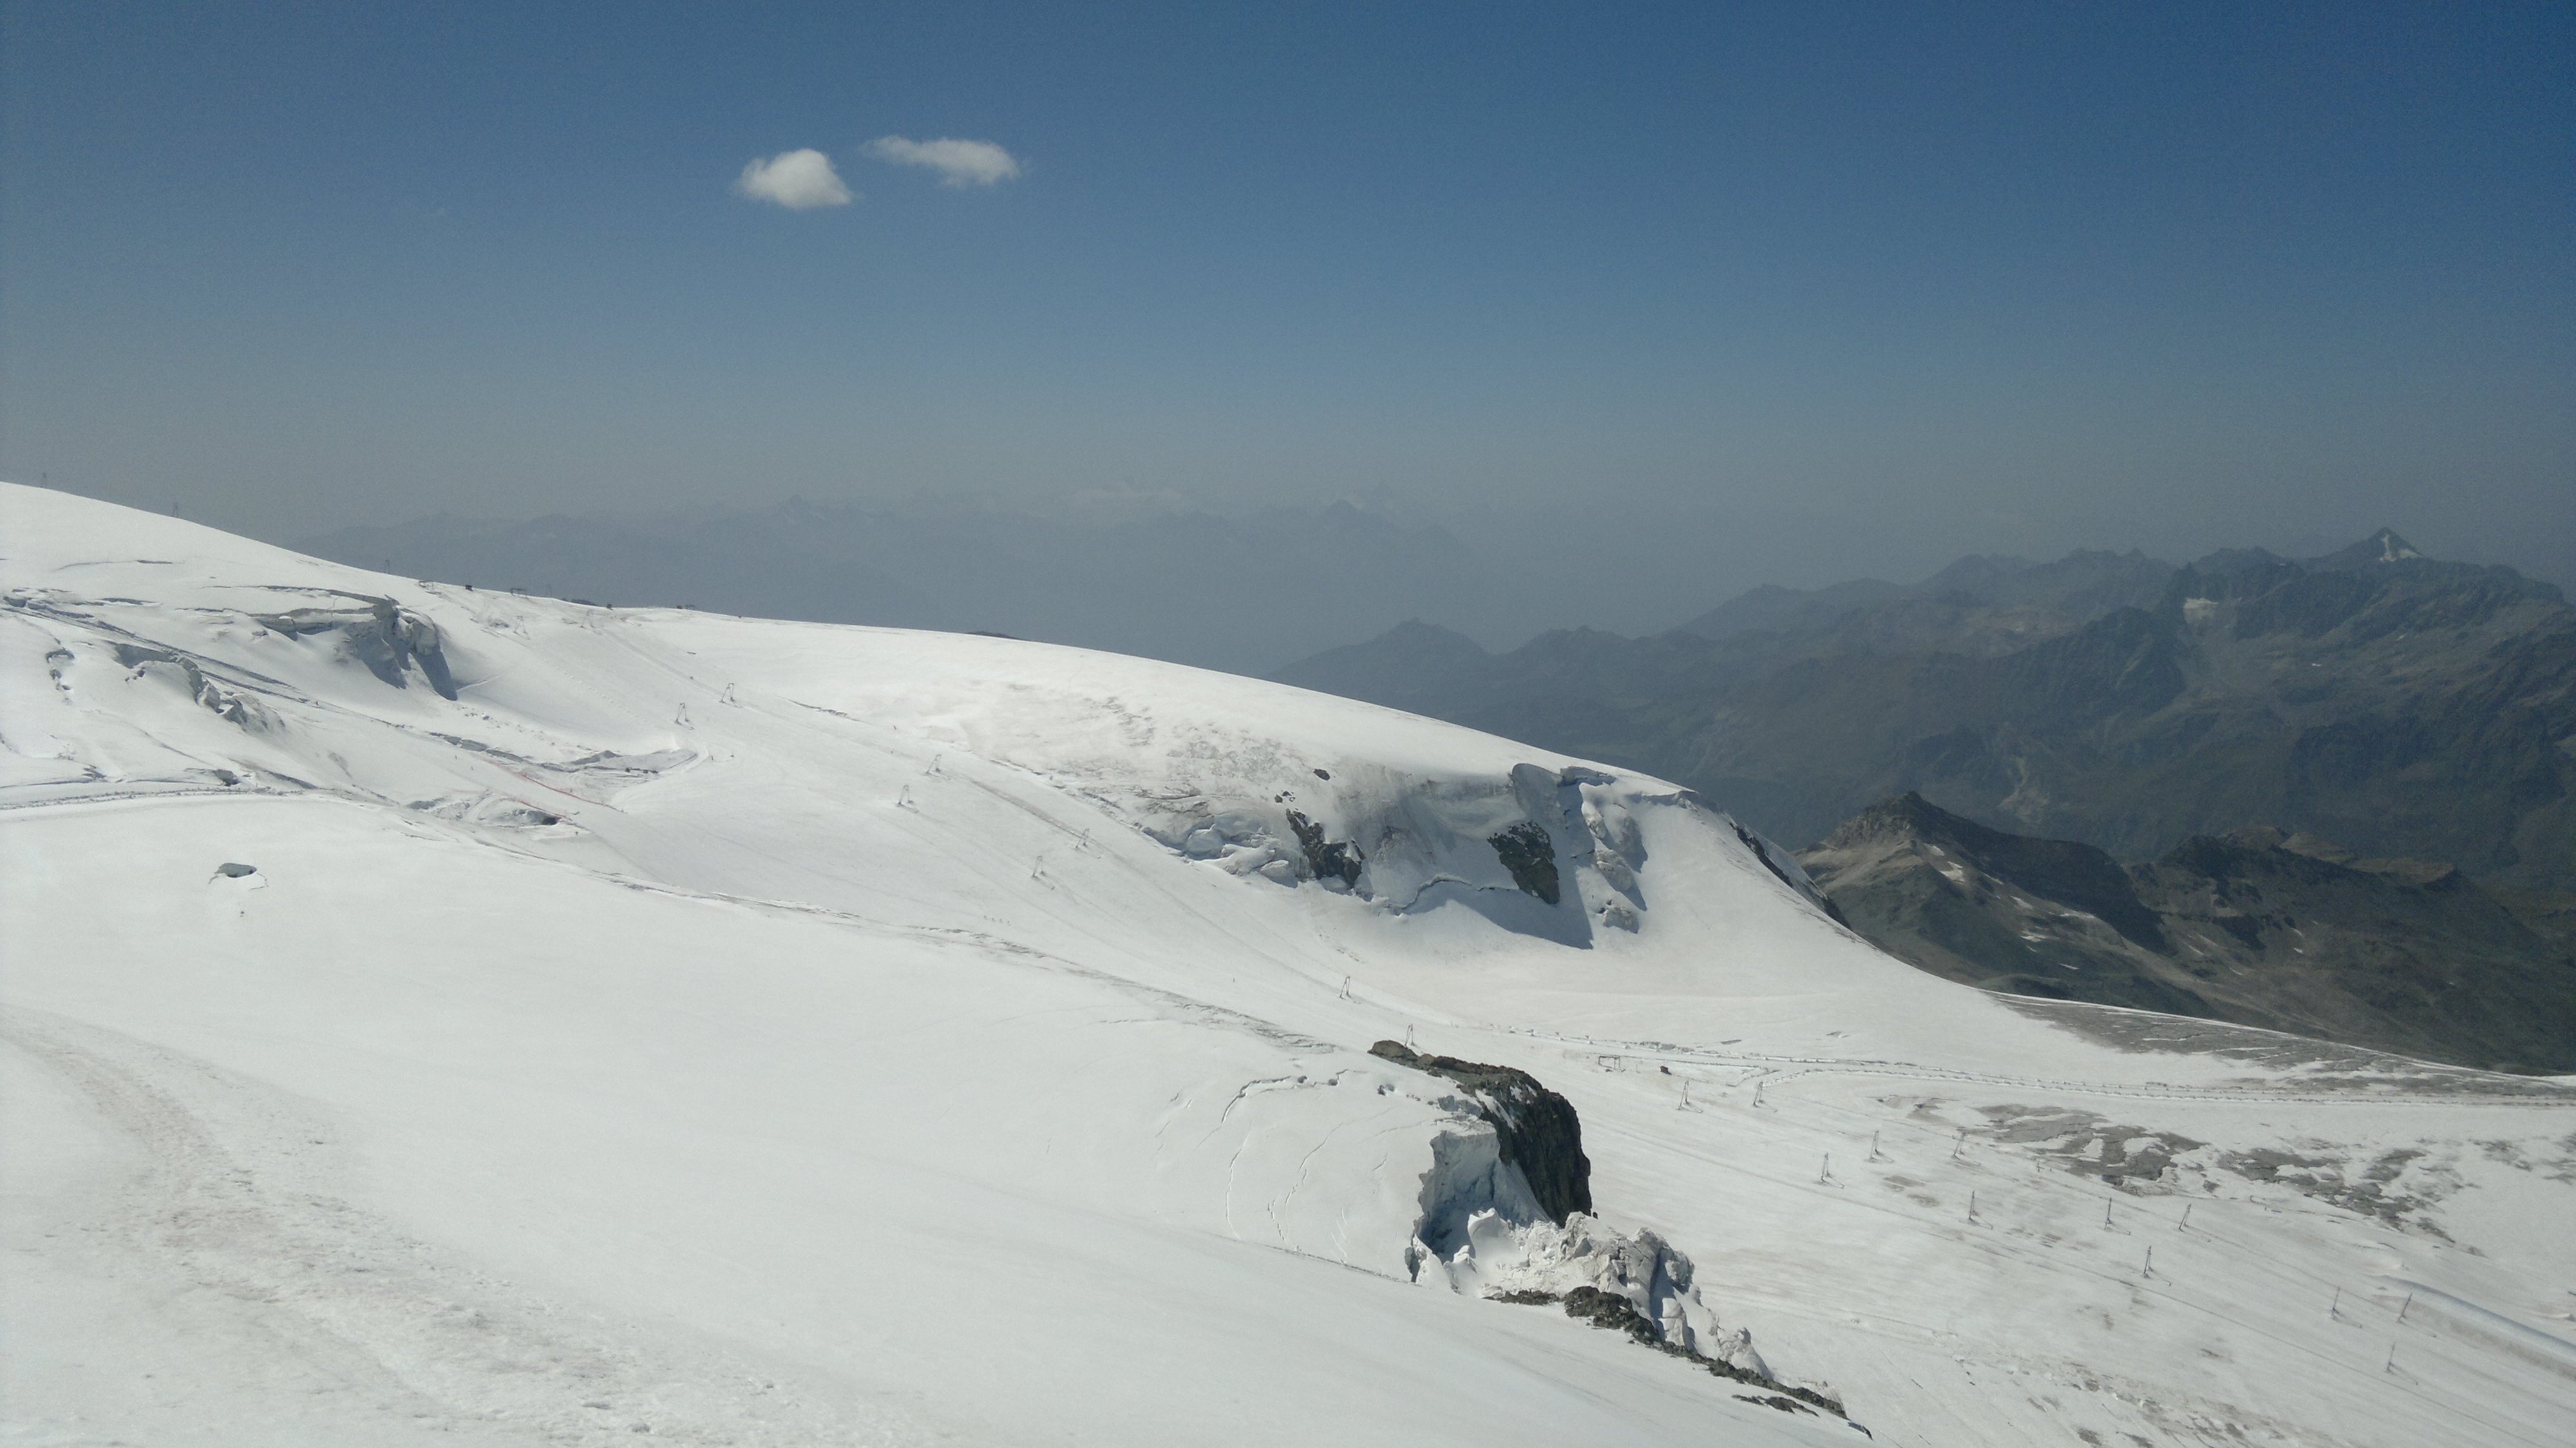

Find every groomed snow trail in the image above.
[5,482,2571,1447]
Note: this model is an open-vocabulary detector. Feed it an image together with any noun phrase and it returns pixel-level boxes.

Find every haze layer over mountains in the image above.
[10,482,2575,1447]
[304,497,1576,674]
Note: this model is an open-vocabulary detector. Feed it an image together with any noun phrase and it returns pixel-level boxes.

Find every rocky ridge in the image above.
[1796,792,2576,1072]
[1276,529,2575,890]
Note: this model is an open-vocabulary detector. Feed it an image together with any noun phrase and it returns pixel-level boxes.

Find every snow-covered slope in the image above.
[5,481,2571,1447]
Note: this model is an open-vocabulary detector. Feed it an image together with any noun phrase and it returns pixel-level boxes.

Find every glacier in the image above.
[3,481,2571,1447]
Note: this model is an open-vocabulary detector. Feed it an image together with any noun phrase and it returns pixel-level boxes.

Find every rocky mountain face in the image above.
[1796,793,2576,1073]
[1275,530,2576,890]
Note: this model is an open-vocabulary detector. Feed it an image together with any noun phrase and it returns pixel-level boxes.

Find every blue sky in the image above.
[5,2,2570,586]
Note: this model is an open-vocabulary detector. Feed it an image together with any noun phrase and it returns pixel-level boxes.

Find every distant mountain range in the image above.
[1796,793,2576,1074]
[1276,529,2576,892]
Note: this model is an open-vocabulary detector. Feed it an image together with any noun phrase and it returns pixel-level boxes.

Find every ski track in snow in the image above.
[4,481,2572,1448]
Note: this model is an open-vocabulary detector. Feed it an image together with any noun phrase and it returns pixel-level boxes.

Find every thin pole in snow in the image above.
[2103,1200,2114,1230]
[2143,1246,2154,1277]
[1404,1025,1414,1050]
[1868,1130,1882,1162]
[2180,1203,2192,1230]
[2384,1342,2396,1373]
[1818,1152,1832,1183]
[1967,1190,1977,1222]
[1340,976,1350,1000]
[2398,1292,2412,1323]
[2331,1288,2342,1319]
[1951,1127,1966,1159]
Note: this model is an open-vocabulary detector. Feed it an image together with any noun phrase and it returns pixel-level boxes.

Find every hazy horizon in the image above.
[256,488,2549,675]
[6,3,2570,602]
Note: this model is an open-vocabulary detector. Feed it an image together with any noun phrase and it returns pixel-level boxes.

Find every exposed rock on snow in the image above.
[1283,807,1363,887]
[1487,821,1559,904]
[1366,1039,1815,1409]
[1734,819,1842,922]
[1441,1214,1855,1424]
[1371,1040,1591,1223]
[1554,1286,1844,1420]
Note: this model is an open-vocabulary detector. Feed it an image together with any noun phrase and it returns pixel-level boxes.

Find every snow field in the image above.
[5,481,2572,1446]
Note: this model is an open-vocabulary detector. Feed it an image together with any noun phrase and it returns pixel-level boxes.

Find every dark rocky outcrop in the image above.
[1487,821,1560,905]
[1511,1287,1850,1421]
[1283,809,1363,887]
[1369,1040,1591,1221]
[1560,1284,1662,1345]
[1799,794,2576,1073]
[1732,821,1848,924]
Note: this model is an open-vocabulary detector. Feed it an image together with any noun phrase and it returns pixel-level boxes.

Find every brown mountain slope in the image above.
[1797,793,2576,1073]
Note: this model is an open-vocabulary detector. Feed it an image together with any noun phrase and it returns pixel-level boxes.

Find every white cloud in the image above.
[864,136,1022,187]
[734,149,853,209]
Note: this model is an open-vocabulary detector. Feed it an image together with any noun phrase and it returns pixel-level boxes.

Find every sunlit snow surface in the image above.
[4,481,2571,1447]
